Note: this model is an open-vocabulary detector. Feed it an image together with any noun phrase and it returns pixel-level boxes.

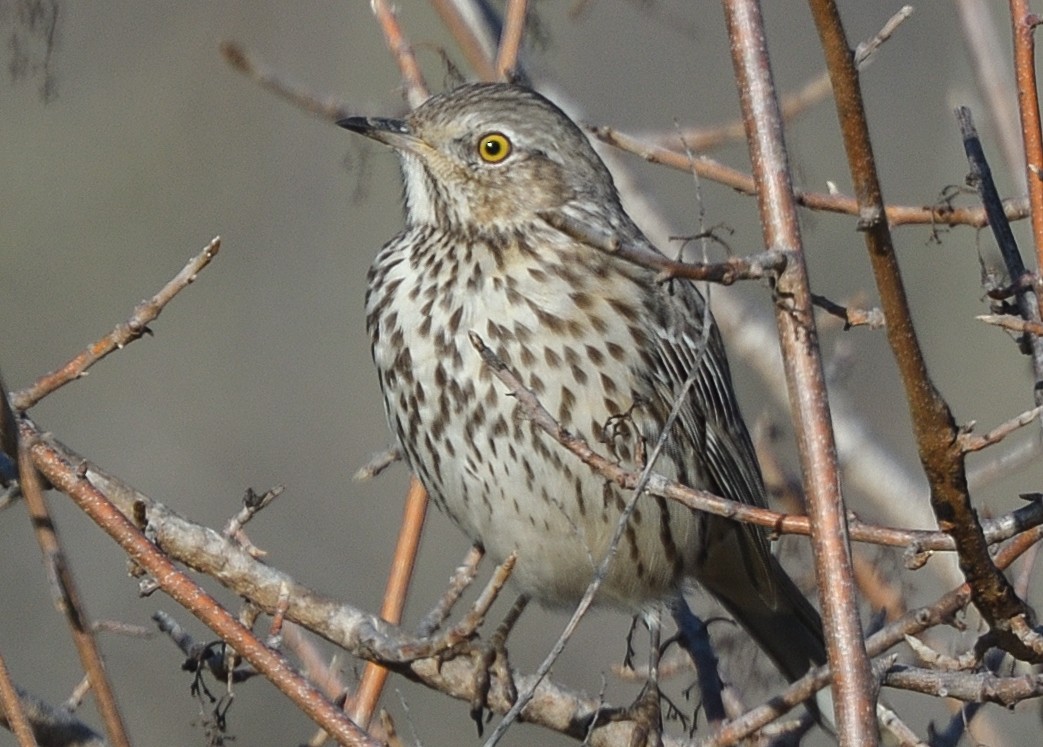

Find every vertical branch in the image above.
[720,1,877,743]
[429,0,499,81]
[1009,1,1043,316]
[958,107,1043,403]
[348,476,428,729]
[956,0,1025,181]
[809,0,1038,658]
[494,0,528,80]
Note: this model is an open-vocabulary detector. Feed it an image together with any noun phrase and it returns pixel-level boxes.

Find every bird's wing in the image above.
[645,277,780,602]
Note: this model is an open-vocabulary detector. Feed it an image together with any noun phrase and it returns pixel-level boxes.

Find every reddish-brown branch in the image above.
[11,237,219,411]
[591,124,1027,229]
[494,0,528,80]
[348,476,428,729]
[429,0,498,81]
[1009,0,1043,320]
[23,426,380,747]
[723,0,876,742]
[0,652,38,747]
[809,0,1039,665]
[17,447,132,747]
[370,0,429,106]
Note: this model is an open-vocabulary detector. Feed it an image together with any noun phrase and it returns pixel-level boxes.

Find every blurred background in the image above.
[1,1,1040,745]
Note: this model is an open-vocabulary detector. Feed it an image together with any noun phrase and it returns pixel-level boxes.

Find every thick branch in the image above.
[808,0,1038,663]
[724,0,876,742]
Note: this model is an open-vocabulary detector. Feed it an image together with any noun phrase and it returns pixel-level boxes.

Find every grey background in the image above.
[1,2,1039,745]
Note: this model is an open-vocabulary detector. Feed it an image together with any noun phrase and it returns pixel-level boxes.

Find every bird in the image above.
[338,82,827,720]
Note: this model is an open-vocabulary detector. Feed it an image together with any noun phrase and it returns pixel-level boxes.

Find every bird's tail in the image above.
[691,521,834,726]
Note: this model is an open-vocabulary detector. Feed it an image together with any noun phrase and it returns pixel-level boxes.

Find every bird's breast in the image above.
[365,227,701,607]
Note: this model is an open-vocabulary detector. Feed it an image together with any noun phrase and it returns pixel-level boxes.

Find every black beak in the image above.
[336,116,410,137]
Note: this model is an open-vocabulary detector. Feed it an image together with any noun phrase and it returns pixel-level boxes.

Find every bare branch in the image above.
[23,423,381,747]
[11,237,220,411]
[369,0,429,106]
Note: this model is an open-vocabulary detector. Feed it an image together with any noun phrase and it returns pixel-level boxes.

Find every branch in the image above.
[958,107,1043,403]
[590,124,1028,229]
[883,665,1043,705]
[23,423,689,746]
[0,653,38,747]
[978,313,1043,336]
[370,0,429,106]
[22,423,380,747]
[724,1,876,742]
[349,476,428,729]
[702,523,1043,745]
[220,42,353,122]
[17,446,131,747]
[494,0,527,80]
[1008,1,1043,315]
[538,207,787,285]
[11,237,219,411]
[809,0,1040,665]
[959,405,1043,453]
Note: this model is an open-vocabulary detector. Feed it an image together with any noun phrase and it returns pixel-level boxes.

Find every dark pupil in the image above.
[484,139,502,157]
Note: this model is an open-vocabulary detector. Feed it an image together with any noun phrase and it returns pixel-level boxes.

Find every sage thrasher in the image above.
[339,83,827,707]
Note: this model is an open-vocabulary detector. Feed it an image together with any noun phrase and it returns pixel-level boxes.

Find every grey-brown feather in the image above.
[359,82,826,684]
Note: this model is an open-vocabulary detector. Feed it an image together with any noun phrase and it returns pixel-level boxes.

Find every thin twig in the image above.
[812,294,886,329]
[494,0,528,80]
[959,405,1043,452]
[415,546,484,638]
[592,124,1028,229]
[649,71,833,152]
[539,208,787,284]
[642,6,913,153]
[0,652,38,747]
[353,447,402,481]
[446,330,1043,551]
[349,476,428,730]
[11,237,219,411]
[977,313,1043,336]
[220,42,353,122]
[370,0,429,106]
[474,300,713,745]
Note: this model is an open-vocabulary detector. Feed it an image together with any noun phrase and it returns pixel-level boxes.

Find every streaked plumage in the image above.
[340,82,826,688]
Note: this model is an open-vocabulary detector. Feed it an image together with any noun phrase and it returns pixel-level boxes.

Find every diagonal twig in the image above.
[17,444,132,747]
[11,237,220,411]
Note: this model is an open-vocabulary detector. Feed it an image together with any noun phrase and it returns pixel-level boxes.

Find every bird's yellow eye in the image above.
[477,132,512,163]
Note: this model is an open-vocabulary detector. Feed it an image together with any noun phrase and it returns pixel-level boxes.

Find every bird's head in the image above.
[338,83,620,233]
